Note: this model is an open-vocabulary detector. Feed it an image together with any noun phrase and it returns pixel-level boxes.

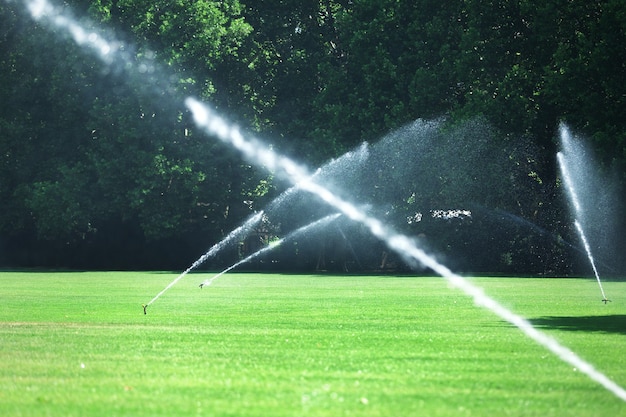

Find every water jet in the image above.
[143,211,264,309]
[557,123,612,302]
[199,213,341,288]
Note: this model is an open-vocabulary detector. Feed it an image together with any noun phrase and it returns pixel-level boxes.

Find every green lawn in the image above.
[1,271,625,416]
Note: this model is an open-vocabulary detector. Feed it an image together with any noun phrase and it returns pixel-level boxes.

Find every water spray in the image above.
[186,96,626,401]
[575,221,610,303]
[199,213,341,288]
[557,124,610,303]
[142,211,264,313]
[144,138,368,310]
[18,0,626,401]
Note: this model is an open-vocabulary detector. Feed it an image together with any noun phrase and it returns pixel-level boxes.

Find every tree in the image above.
[0,0,265,268]
[312,0,466,148]
[1,0,625,272]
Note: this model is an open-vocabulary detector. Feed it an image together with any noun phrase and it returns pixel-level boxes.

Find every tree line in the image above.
[1,0,624,274]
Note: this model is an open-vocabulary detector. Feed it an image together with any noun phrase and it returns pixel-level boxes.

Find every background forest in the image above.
[1,0,625,274]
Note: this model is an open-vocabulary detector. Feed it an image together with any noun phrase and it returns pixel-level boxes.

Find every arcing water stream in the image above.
[143,211,264,313]
[557,124,609,302]
[145,142,369,310]
[199,213,341,288]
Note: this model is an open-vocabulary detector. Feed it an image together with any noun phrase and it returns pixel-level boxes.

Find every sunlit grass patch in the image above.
[0,272,624,416]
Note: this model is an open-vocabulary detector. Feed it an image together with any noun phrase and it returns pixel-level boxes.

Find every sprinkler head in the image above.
[142,304,148,314]
[199,283,204,289]
[602,298,612,304]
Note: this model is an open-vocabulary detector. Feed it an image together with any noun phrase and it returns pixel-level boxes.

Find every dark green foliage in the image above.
[0,1,624,272]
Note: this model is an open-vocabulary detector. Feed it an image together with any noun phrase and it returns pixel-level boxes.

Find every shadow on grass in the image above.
[530,315,626,335]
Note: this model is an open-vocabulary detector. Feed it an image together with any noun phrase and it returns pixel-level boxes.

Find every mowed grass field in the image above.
[1,271,625,416]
